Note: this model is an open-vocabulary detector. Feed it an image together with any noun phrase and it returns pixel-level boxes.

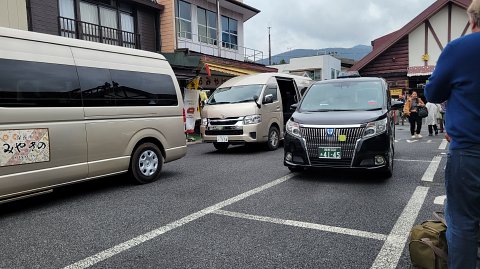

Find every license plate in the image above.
[217,136,228,142]
[318,147,341,159]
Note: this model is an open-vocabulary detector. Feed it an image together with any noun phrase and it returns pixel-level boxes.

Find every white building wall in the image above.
[0,0,28,31]
[268,55,341,80]
[451,5,471,39]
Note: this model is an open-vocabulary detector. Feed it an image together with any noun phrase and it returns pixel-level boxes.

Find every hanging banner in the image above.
[183,89,199,134]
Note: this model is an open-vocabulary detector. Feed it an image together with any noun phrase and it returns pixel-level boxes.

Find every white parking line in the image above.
[394,159,439,163]
[370,186,429,269]
[421,156,443,182]
[214,210,387,241]
[63,173,296,269]
[438,139,448,150]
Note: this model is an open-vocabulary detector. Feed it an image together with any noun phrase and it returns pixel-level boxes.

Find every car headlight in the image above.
[244,114,261,125]
[286,119,301,138]
[201,118,208,126]
[363,118,388,138]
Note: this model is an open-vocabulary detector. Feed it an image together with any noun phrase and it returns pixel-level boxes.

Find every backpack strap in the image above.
[433,211,447,227]
[420,238,448,261]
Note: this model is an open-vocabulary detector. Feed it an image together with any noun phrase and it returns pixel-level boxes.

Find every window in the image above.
[110,70,178,106]
[78,66,115,107]
[314,69,322,81]
[176,0,192,39]
[221,16,238,49]
[0,59,81,107]
[120,13,135,48]
[59,0,75,38]
[331,69,337,79]
[264,86,278,102]
[197,7,217,45]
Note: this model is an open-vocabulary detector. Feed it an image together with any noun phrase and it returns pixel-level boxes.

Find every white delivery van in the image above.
[0,27,186,203]
[200,73,312,151]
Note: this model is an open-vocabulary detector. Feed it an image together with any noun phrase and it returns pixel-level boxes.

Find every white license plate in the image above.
[217,136,228,142]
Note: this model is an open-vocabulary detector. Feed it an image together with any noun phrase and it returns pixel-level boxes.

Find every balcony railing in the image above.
[59,17,140,49]
[177,31,263,63]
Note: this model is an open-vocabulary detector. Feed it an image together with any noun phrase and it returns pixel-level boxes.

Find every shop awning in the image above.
[407,65,435,77]
[205,63,257,76]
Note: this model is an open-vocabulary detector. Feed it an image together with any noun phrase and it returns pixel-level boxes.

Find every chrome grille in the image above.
[300,126,365,167]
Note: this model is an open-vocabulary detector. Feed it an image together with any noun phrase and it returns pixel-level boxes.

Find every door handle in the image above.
[276,106,280,109]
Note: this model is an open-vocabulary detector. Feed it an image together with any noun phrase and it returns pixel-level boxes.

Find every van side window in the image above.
[0,59,81,107]
[264,86,278,102]
[110,70,178,106]
[77,66,115,106]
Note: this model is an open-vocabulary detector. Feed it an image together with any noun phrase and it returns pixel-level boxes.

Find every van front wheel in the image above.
[130,142,164,184]
[267,126,280,151]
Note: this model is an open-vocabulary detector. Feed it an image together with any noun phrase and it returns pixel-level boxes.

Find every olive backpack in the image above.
[408,212,448,269]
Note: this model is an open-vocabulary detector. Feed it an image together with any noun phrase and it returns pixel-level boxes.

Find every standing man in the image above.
[425,0,480,268]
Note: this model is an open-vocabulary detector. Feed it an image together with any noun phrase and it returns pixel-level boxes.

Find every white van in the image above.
[0,27,186,203]
[200,73,312,151]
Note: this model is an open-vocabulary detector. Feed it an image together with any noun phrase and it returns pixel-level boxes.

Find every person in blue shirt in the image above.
[425,1,480,268]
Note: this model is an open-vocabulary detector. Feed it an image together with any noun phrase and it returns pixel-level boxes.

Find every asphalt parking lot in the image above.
[0,126,451,269]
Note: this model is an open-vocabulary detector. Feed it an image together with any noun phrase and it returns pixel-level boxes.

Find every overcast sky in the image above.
[243,0,438,56]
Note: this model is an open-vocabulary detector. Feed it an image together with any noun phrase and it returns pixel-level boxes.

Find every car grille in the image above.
[209,117,243,126]
[300,126,365,168]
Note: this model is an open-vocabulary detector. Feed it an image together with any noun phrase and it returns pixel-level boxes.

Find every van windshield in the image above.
[207,85,264,105]
[299,81,385,112]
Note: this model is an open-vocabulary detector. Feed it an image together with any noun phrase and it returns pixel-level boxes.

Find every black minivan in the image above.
[284,77,403,177]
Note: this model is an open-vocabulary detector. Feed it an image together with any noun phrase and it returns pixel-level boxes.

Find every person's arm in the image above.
[425,43,455,103]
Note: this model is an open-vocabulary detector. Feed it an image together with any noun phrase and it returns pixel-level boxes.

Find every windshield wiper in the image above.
[365,108,382,111]
[208,101,232,105]
[231,99,254,104]
[306,109,354,112]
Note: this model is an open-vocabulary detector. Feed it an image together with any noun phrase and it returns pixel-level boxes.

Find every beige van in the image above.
[200,73,312,151]
[0,27,186,203]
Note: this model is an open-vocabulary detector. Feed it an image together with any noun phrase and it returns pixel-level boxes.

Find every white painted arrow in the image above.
[434,195,446,205]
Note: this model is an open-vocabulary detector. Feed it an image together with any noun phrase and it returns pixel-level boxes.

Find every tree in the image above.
[279,59,286,64]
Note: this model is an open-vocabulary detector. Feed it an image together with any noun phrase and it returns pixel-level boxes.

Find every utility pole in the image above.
[268,26,272,65]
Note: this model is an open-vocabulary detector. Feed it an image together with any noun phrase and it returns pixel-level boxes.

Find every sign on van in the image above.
[1,129,50,167]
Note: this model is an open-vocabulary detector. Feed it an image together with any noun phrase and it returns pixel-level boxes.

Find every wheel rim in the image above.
[270,130,279,147]
[138,150,159,177]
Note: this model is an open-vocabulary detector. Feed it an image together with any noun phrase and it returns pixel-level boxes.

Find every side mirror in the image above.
[263,94,274,104]
[391,100,404,110]
[290,103,298,111]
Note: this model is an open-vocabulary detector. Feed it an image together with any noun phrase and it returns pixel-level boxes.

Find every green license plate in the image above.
[318,147,342,159]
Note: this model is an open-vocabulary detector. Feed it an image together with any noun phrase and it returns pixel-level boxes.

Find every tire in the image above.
[267,126,280,151]
[129,142,163,184]
[381,142,394,178]
[213,142,229,151]
[288,166,304,172]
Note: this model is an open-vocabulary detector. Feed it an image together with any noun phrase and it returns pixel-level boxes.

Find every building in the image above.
[0,0,28,30]
[350,0,471,97]
[269,55,341,81]
[158,0,276,91]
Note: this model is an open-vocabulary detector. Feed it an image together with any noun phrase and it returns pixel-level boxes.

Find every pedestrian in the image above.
[425,102,439,136]
[403,91,425,139]
[425,0,480,268]
[436,103,445,133]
